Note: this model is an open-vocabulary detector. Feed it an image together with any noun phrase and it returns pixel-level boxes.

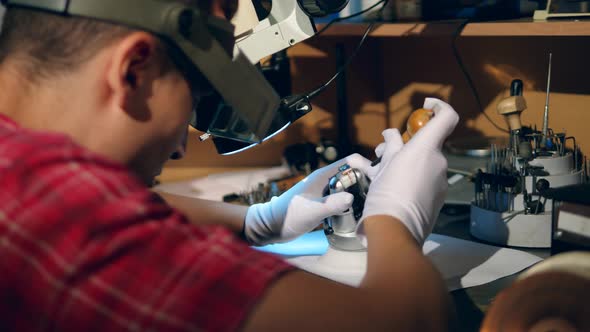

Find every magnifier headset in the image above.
[3,0,285,148]
[2,0,377,155]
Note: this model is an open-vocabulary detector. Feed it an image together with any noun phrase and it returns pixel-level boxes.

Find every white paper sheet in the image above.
[257,230,544,291]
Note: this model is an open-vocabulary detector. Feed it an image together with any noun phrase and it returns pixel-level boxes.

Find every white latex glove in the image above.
[245,153,372,246]
[357,98,459,246]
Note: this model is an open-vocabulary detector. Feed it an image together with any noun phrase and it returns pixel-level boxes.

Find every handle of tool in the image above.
[371,109,433,166]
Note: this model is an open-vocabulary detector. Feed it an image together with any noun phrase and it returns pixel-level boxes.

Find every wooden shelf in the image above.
[316,19,590,37]
[316,22,459,37]
[462,19,590,36]
[318,22,460,37]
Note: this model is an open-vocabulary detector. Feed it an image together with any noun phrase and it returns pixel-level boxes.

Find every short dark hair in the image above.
[0,1,232,85]
[0,7,133,83]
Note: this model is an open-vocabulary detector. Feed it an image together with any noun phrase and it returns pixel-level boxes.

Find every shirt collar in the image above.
[0,113,19,130]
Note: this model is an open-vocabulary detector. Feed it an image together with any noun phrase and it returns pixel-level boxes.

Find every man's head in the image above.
[0,1,237,185]
[0,1,237,81]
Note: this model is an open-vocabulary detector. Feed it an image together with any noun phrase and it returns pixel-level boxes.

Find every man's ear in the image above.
[105,32,162,116]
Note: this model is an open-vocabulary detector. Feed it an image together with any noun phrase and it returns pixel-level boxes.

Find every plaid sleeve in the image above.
[0,131,294,332]
[56,191,295,332]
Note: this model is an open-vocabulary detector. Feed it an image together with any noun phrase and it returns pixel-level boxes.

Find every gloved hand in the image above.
[244,154,372,246]
[357,98,459,246]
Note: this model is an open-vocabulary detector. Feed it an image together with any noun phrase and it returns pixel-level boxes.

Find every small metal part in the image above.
[584,156,588,182]
[483,183,491,209]
[491,144,496,174]
[519,141,533,161]
[574,145,582,172]
[199,133,212,141]
[475,170,483,208]
[323,164,370,251]
[541,53,552,146]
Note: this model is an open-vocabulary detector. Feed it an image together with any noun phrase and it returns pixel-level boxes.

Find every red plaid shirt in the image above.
[0,114,293,332]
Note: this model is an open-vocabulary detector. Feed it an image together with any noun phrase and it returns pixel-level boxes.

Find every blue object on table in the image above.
[545,138,554,148]
[254,230,329,257]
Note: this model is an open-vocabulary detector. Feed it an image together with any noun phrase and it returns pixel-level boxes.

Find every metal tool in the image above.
[371,108,434,166]
[541,53,552,147]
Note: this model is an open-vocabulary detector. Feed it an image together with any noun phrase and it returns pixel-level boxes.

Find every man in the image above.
[0,1,459,331]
